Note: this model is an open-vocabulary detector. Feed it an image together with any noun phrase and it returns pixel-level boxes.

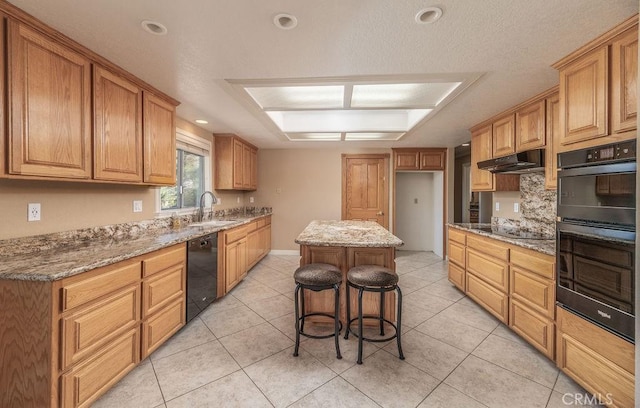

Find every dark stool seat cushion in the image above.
[294,263,342,286]
[347,265,398,287]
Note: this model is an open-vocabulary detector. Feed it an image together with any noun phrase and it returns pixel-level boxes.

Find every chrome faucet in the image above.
[197,191,218,222]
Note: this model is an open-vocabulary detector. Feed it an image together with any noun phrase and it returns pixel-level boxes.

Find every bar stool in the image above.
[344,264,404,364]
[293,263,343,359]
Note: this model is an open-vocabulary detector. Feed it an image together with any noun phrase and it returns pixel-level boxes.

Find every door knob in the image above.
[376,211,384,216]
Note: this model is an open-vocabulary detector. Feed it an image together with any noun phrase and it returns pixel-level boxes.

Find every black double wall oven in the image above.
[556,140,636,342]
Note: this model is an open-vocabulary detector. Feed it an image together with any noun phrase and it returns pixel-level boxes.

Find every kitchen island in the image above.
[295,220,403,325]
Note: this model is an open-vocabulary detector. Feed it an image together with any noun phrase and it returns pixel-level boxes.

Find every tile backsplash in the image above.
[493,173,556,238]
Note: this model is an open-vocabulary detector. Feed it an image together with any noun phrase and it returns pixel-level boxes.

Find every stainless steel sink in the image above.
[189,220,238,228]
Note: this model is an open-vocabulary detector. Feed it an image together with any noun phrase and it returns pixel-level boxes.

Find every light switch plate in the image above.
[133,200,143,213]
[495,202,500,211]
[514,203,519,213]
[250,197,254,203]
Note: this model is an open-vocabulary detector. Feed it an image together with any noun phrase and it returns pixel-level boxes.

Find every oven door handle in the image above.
[558,162,636,177]
[557,221,636,242]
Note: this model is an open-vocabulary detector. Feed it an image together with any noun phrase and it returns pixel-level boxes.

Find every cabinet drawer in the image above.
[509,299,554,359]
[448,262,465,292]
[264,216,271,225]
[466,273,508,323]
[246,221,258,233]
[143,244,186,277]
[60,328,140,408]
[225,225,248,244]
[510,266,554,318]
[557,333,634,408]
[142,298,185,358]
[61,261,140,311]
[466,249,509,292]
[448,228,466,245]
[256,218,267,228]
[510,247,554,279]
[448,241,465,267]
[467,235,509,261]
[142,264,185,317]
[60,285,139,370]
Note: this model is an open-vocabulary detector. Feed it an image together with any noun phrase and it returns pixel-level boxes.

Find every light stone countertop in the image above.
[0,214,271,282]
[448,223,555,256]
[295,220,404,248]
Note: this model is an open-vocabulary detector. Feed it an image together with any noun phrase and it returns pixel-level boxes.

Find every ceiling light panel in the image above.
[351,82,461,108]
[266,109,430,133]
[245,85,344,109]
[345,133,404,141]
[285,133,341,141]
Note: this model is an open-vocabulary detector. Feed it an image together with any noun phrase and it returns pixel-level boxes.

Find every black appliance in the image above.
[556,140,636,342]
[477,149,545,173]
[186,233,218,323]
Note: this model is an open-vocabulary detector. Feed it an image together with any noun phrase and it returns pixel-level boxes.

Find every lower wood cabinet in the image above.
[0,243,186,408]
[218,215,272,297]
[466,272,508,323]
[509,298,554,359]
[556,307,634,408]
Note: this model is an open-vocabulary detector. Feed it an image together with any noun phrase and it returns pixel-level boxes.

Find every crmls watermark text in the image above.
[561,392,612,406]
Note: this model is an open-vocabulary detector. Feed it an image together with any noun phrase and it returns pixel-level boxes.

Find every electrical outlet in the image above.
[28,203,41,221]
[236,196,241,204]
[495,202,500,211]
[133,200,143,213]
[249,197,254,203]
[276,187,282,194]
[217,198,222,205]
[514,203,520,213]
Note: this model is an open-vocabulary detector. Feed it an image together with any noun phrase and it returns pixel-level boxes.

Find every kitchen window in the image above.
[157,129,212,213]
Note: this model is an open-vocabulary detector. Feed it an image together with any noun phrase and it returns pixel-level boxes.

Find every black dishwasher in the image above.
[186,233,218,322]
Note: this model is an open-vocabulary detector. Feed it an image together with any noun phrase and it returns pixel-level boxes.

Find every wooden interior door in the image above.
[342,154,389,229]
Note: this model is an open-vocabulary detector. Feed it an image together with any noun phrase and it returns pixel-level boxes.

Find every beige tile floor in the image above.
[94,251,600,408]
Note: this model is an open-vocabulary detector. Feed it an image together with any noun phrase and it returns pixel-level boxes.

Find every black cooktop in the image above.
[468,226,551,240]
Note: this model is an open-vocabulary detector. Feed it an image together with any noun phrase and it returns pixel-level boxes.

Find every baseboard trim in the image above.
[268,249,299,256]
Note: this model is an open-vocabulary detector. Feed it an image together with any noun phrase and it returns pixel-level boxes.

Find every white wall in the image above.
[395,172,444,256]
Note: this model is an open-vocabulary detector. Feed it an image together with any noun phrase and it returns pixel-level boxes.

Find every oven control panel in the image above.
[586,140,635,163]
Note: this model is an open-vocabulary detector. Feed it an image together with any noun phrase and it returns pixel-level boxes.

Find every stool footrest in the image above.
[346,316,399,343]
[298,313,343,339]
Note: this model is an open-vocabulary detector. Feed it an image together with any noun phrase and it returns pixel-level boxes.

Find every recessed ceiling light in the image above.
[141,20,168,35]
[195,119,208,124]
[461,143,470,147]
[273,13,298,30]
[415,7,443,24]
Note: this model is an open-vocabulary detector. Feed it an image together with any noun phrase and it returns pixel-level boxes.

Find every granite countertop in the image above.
[0,214,271,282]
[295,220,404,248]
[448,223,555,256]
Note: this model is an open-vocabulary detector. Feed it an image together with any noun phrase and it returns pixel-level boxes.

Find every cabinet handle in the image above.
[376,211,384,216]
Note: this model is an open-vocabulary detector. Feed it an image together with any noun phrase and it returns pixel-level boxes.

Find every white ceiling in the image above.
[8,0,638,149]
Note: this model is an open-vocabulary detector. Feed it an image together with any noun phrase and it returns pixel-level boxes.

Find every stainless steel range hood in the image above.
[477,149,545,174]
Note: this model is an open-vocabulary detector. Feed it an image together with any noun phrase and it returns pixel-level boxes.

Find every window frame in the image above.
[155,128,212,216]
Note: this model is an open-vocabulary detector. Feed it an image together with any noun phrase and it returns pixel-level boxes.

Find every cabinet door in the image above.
[225,238,247,292]
[516,100,545,151]
[492,114,516,157]
[611,28,638,134]
[247,229,260,267]
[250,148,258,190]
[94,66,143,182]
[419,150,445,170]
[143,92,176,185]
[394,151,419,170]
[545,93,560,190]
[232,139,244,189]
[242,144,251,189]
[8,21,91,179]
[470,125,493,191]
[559,47,608,146]
[141,298,184,358]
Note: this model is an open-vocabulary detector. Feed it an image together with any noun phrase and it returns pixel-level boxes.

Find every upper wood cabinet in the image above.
[545,92,560,190]
[516,99,546,151]
[215,134,258,191]
[553,15,637,152]
[611,27,638,134]
[392,148,446,171]
[492,114,516,157]
[1,5,179,185]
[143,93,176,185]
[94,66,143,182]
[470,125,494,191]
[8,21,92,179]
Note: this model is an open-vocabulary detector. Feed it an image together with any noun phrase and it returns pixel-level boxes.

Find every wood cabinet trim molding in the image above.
[552,14,639,69]
[0,2,179,105]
